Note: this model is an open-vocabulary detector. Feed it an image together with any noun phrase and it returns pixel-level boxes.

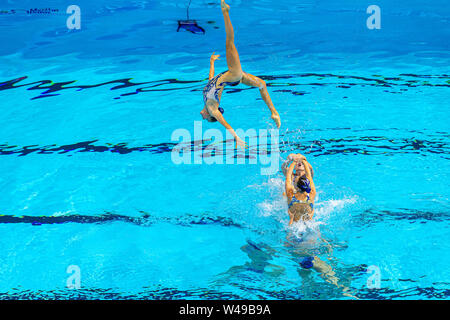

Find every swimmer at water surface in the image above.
[200,0,281,149]
[283,154,316,225]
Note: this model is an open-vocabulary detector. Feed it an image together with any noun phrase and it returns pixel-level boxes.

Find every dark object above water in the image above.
[177,20,205,35]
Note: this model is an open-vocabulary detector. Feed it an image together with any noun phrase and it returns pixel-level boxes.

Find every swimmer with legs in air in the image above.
[200,0,281,149]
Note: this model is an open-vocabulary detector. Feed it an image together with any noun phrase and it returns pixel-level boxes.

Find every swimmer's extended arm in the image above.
[285,161,296,225]
[285,161,296,199]
[209,108,247,149]
[281,159,290,177]
[209,52,220,80]
[303,159,315,197]
[303,159,316,219]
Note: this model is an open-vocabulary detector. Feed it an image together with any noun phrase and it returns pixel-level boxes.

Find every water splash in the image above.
[255,176,358,240]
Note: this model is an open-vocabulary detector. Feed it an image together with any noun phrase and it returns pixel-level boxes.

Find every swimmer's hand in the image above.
[288,153,306,162]
[221,0,230,12]
[235,136,248,150]
[210,52,220,62]
[271,112,281,128]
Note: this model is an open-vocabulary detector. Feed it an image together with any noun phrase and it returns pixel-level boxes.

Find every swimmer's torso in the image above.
[288,193,314,221]
[203,71,241,105]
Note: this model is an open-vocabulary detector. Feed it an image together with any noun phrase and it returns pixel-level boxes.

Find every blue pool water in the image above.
[0,0,449,299]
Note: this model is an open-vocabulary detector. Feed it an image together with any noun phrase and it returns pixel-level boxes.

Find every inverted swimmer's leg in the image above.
[241,72,281,128]
[221,0,243,81]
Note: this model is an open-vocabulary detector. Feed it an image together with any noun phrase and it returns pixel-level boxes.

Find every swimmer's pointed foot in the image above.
[221,0,230,12]
[271,112,281,128]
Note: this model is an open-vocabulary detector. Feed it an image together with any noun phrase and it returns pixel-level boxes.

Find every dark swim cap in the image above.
[210,107,224,122]
[299,256,314,269]
[297,177,311,193]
